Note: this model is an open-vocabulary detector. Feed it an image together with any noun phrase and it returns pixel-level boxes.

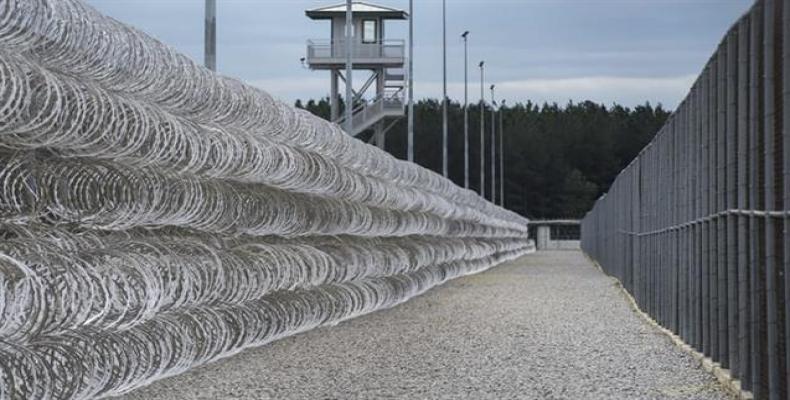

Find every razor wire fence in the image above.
[0,0,533,398]
[581,0,789,398]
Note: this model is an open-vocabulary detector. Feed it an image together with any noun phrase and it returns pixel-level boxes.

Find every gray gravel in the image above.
[117,251,733,400]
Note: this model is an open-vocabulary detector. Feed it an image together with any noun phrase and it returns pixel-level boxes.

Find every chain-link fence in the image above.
[581,0,789,398]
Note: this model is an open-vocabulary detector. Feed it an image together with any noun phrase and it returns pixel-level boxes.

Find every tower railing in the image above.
[306,39,405,64]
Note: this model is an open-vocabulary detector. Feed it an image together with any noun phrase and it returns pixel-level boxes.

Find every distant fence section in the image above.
[529,220,580,250]
[581,0,789,398]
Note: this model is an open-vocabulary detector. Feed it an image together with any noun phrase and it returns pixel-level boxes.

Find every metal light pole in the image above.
[441,0,448,178]
[407,0,414,162]
[490,84,496,203]
[344,0,353,133]
[479,60,485,198]
[499,99,505,207]
[461,31,469,189]
[204,0,216,71]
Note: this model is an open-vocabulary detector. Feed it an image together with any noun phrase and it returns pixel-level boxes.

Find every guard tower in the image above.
[305,2,408,148]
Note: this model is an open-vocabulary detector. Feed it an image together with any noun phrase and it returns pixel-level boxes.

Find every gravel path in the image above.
[117,251,732,400]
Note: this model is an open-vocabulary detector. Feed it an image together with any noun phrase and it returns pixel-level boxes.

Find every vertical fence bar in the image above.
[696,73,705,352]
[763,2,781,398]
[749,3,767,395]
[692,79,702,351]
[700,63,712,357]
[673,113,680,334]
[711,54,721,363]
[717,43,729,367]
[674,113,681,334]
[770,1,790,399]
[726,27,739,374]
[634,158,642,306]
[680,100,688,340]
[737,13,752,389]
[783,0,790,394]
[650,139,665,319]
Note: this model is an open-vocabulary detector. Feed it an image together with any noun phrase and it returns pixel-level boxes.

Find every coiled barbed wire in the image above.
[0,224,529,340]
[0,0,534,398]
[0,52,521,231]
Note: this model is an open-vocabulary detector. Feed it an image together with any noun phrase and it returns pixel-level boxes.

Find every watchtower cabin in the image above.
[305,2,408,148]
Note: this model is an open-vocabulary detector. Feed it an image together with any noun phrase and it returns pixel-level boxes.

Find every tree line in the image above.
[295,97,670,219]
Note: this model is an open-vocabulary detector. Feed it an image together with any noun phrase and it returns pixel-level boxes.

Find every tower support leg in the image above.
[330,70,339,121]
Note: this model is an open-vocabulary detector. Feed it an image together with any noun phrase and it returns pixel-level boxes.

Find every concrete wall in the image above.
[541,240,580,251]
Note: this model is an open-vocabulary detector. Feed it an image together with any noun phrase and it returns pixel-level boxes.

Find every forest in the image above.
[295,98,670,219]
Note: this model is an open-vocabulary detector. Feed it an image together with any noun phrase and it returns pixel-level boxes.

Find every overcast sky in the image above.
[86,0,752,109]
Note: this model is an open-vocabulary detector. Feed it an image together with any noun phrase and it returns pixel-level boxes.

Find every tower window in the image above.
[362,20,377,43]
